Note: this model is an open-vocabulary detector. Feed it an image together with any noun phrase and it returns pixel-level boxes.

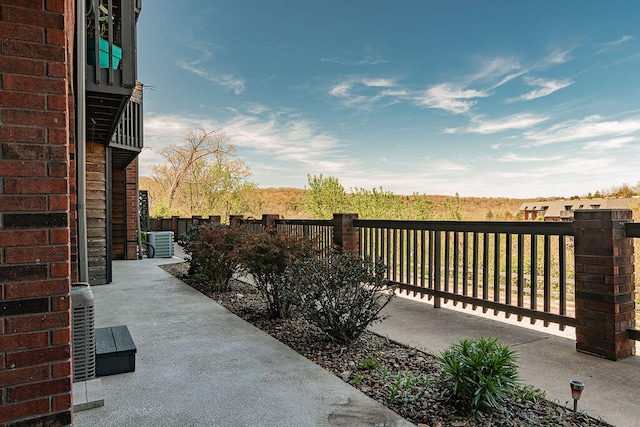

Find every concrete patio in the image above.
[74,251,640,426]
[72,256,412,427]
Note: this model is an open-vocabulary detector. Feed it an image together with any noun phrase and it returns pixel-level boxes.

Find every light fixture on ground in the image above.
[570,380,585,412]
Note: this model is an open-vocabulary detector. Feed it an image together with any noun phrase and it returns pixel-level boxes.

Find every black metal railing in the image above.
[276,219,334,257]
[355,220,577,328]
[110,82,143,168]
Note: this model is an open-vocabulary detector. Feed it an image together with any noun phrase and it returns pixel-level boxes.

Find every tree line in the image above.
[140,127,638,221]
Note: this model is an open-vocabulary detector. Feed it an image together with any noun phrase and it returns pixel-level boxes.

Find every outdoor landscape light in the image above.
[570,380,585,412]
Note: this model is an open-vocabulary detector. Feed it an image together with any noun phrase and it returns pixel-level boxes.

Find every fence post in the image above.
[209,215,221,226]
[171,216,179,236]
[156,216,163,231]
[333,213,359,258]
[262,214,279,236]
[229,215,244,226]
[573,209,636,360]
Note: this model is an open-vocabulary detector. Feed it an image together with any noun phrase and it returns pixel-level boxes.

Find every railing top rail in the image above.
[625,222,640,238]
[353,219,575,235]
[275,219,333,226]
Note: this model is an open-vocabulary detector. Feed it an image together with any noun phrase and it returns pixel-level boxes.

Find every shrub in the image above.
[288,253,396,345]
[183,224,248,292]
[436,336,520,411]
[238,230,316,319]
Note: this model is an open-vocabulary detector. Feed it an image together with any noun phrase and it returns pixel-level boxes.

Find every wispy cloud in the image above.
[524,115,640,146]
[507,77,573,102]
[582,136,635,151]
[544,48,574,65]
[177,44,246,94]
[467,56,522,84]
[141,107,357,180]
[446,113,548,134]
[596,35,633,54]
[329,77,401,109]
[414,83,490,114]
[496,152,562,162]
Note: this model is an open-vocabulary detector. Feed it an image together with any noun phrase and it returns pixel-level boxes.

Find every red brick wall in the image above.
[125,158,139,260]
[573,209,636,360]
[332,213,359,258]
[0,1,74,425]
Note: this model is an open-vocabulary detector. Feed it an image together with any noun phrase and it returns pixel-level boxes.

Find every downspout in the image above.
[76,0,89,282]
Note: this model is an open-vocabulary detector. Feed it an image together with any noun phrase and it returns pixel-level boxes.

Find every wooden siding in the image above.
[111,166,126,260]
[86,142,108,284]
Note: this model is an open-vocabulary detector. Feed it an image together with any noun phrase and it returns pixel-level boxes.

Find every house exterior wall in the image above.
[0,1,75,425]
[86,142,108,285]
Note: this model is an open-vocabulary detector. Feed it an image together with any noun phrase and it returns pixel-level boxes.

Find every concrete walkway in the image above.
[370,294,640,427]
[73,256,412,427]
[74,251,640,427]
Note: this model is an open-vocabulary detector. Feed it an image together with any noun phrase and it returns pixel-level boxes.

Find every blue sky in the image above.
[137,1,640,198]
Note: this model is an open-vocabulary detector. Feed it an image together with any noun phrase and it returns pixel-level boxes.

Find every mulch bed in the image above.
[160,262,611,427]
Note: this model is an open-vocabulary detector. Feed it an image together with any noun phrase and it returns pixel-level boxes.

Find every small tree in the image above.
[238,230,316,319]
[288,253,396,345]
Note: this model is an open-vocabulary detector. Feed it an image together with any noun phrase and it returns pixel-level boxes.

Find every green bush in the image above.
[183,224,248,292]
[288,253,396,345]
[436,336,520,411]
[238,231,316,319]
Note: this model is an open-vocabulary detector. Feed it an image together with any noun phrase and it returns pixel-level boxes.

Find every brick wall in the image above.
[125,158,139,260]
[0,1,74,425]
[573,209,636,360]
[333,213,359,258]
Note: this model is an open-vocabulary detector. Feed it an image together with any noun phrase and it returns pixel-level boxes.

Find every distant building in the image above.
[519,198,636,222]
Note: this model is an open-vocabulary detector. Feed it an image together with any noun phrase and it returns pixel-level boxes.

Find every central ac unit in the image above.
[147,231,174,258]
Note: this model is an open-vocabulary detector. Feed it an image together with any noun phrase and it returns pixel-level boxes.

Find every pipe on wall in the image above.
[76,0,89,282]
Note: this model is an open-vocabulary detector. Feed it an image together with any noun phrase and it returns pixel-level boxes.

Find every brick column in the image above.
[573,209,636,360]
[333,213,360,258]
[229,215,244,226]
[262,214,279,236]
[171,216,180,236]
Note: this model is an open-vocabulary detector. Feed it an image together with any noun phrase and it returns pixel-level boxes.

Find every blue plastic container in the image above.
[88,38,122,69]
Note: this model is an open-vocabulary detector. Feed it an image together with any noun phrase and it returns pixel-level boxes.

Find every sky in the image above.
[136,1,640,198]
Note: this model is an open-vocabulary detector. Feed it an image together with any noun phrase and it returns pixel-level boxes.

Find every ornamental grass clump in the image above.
[288,253,396,345]
[436,336,520,412]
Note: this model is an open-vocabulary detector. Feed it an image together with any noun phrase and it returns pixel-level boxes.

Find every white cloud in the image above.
[414,83,490,114]
[582,136,635,151]
[177,44,245,94]
[449,113,548,134]
[467,56,522,84]
[496,152,562,162]
[508,77,573,102]
[544,48,574,65]
[329,77,400,109]
[524,115,640,146]
[596,35,633,54]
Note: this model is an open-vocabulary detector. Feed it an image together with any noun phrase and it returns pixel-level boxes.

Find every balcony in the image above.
[109,81,143,169]
[85,0,142,145]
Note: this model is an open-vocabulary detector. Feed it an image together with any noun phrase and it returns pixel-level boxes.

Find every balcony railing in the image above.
[85,0,140,145]
[110,81,143,169]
